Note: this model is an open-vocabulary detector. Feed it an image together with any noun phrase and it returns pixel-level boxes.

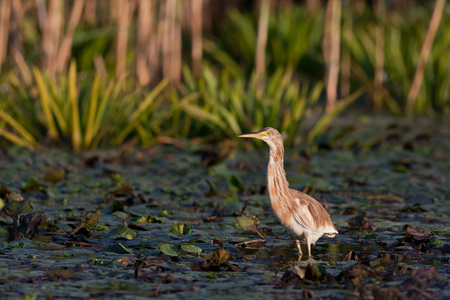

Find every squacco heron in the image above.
[239,127,338,257]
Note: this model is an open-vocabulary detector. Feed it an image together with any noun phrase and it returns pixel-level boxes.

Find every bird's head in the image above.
[238,127,284,150]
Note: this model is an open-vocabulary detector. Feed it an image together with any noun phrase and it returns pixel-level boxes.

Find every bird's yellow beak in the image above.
[238,131,268,139]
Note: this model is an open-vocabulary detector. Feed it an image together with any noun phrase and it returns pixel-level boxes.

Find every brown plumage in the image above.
[239,127,338,257]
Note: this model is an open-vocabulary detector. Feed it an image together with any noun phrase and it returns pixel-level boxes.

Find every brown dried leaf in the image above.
[403,224,431,238]
[412,266,438,282]
[366,193,404,204]
[347,215,376,231]
[340,207,355,215]
[372,287,403,300]
[210,248,230,266]
[343,250,359,261]
[211,238,225,249]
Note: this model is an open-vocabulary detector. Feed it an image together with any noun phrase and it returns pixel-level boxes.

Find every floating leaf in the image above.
[43,169,65,184]
[114,225,137,240]
[45,269,75,279]
[373,254,391,268]
[112,211,131,223]
[347,215,376,231]
[160,244,180,256]
[403,224,431,239]
[21,178,47,193]
[32,234,52,243]
[111,182,134,197]
[136,215,163,223]
[111,200,124,212]
[93,224,109,231]
[102,242,132,254]
[236,215,265,239]
[160,210,173,217]
[210,248,230,266]
[170,223,192,235]
[228,175,245,193]
[110,173,124,183]
[180,243,202,254]
[70,210,101,235]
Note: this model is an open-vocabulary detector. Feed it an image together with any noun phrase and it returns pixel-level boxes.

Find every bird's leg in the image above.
[295,239,303,259]
[305,234,312,257]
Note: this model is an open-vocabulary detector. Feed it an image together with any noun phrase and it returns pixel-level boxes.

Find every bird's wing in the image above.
[289,189,337,234]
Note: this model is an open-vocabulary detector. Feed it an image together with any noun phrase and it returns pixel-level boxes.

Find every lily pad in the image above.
[180,243,202,254]
[170,223,192,235]
[160,244,180,256]
[114,225,137,240]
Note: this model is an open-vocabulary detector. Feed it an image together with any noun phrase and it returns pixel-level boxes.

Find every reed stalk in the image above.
[56,0,84,74]
[406,0,446,113]
[0,0,11,73]
[42,0,62,77]
[255,0,270,84]
[374,0,385,112]
[324,0,342,112]
[137,0,152,85]
[191,0,203,77]
[116,0,131,79]
[340,0,352,100]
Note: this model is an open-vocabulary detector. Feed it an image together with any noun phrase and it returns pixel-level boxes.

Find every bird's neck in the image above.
[266,146,290,200]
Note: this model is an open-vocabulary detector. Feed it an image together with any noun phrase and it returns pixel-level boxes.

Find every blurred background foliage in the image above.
[0,0,448,150]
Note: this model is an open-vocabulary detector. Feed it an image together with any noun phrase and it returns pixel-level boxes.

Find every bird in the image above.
[239,127,338,257]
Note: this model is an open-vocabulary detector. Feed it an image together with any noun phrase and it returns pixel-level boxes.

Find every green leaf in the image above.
[160,244,180,256]
[136,215,163,224]
[114,78,169,144]
[236,215,260,232]
[308,88,364,145]
[68,60,81,151]
[0,110,38,147]
[205,180,219,196]
[84,76,100,148]
[21,178,47,193]
[228,175,245,193]
[32,67,59,141]
[2,195,33,218]
[114,225,137,240]
[112,211,131,223]
[111,200,124,213]
[236,215,265,239]
[43,169,65,184]
[180,243,202,254]
[170,223,192,235]
[93,224,109,231]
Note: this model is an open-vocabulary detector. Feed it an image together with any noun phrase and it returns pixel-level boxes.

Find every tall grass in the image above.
[344,2,450,115]
[181,64,327,147]
[0,62,176,149]
[1,1,449,150]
